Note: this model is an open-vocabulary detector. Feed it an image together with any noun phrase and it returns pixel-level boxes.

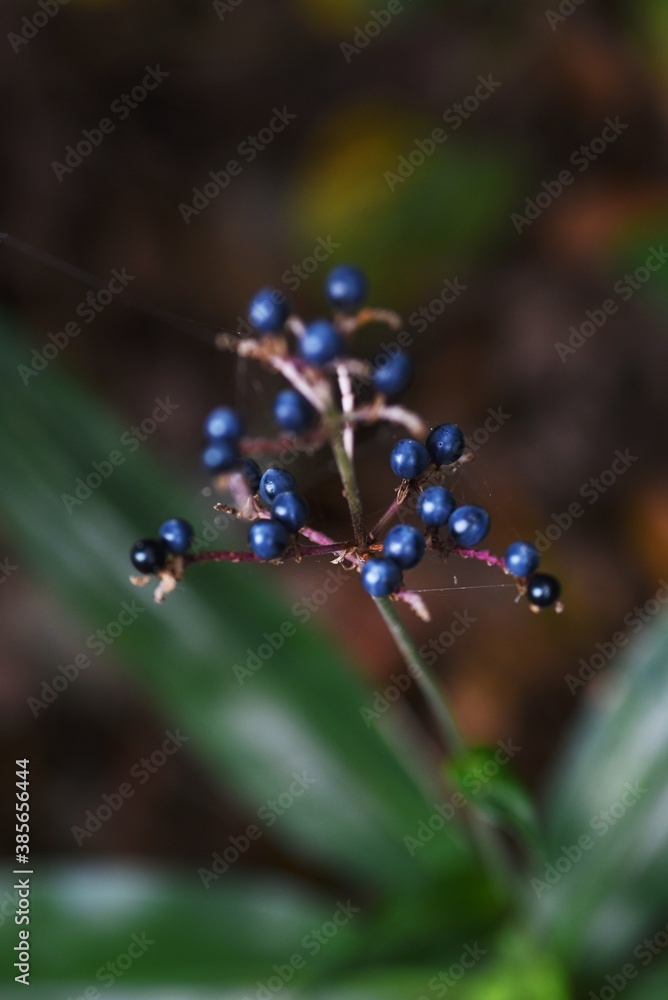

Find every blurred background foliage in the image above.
[1,0,668,996]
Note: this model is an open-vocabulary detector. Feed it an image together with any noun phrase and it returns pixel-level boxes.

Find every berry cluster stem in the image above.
[374,595,524,909]
[327,415,366,550]
[374,596,463,753]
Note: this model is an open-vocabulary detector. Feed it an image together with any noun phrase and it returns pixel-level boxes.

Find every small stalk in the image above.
[327,416,366,549]
[374,595,524,909]
[374,597,463,753]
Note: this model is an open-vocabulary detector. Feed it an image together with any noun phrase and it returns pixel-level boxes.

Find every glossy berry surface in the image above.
[274,389,316,433]
[130,538,167,574]
[526,573,561,608]
[417,486,456,527]
[259,467,297,505]
[248,287,289,333]
[325,264,368,311]
[204,406,245,441]
[229,458,262,497]
[361,557,403,597]
[373,350,413,397]
[271,492,309,533]
[203,439,239,472]
[299,320,343,365]
[448,504,490,546]
[249,520,290,560]
[505,541,540,577]
[158,518,194,555]
[382,524,426,570]
[390,438,430,480]
[426,423,465,466]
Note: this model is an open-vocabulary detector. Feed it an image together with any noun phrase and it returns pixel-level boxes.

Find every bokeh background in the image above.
[1,1,668,997]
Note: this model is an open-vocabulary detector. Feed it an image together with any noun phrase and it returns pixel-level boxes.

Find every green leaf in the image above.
[447,747,544,858]
[1,313,471,890]
[309,930,569,1000]
[539,610,668,976]
[1,862,342,988]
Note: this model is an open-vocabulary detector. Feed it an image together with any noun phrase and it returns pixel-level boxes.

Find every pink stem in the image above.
[185,540,352,566]
[369,497,402,539]
[451,546,507,570]
[241,431,327,455]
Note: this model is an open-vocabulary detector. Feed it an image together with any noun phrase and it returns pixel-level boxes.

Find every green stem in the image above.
[328,418,366,549]
[374,595,524,910]
[375,596,464,753]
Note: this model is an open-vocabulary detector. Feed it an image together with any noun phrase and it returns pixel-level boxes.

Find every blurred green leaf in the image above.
[1,862,340,987]
[447,746,544,858]
[539,611,668,976]
[309,929,569,1000]
[1,313,477,891]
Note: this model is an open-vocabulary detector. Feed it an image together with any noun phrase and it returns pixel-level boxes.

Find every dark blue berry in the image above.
[382,524,425,569]
[448,505,490,546]
[274,389,316,433]
[271,491,309,533]
[204,406,245,441]
[299,320,343,365]
[248,287,289,334]
[249,520,290,560]
[229,458,262,496]
[390,438,430,480]
[259,467,297,505]
[527,573,561,608]
[426,423,465,466]
[130,538,167,574]
[361,557,403,597]
[324,264,368,311]
[158,518,194,555]
[373,350,413,397]
[203,439,239,472]
[505,541,540,577]
[417,486,456,527]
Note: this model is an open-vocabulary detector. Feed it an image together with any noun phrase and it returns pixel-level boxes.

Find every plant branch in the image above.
[185,540,353,566]
[373,595,524,909]
[327,414,366,549]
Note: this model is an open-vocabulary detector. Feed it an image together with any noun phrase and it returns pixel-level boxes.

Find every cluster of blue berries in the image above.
[248,264,413,399]
[202,406,255,475]
[131,517,194,575]
[130,262,561,614]
[360,421,561,607]
[505,542,561,608]
[249,467,309,559]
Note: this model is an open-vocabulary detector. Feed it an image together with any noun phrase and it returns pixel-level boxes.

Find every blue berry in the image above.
[426,423,465,466]
[274,389,316,433]
[259,467,297,504]
[448,505,490,546]
[249,520,290,560]
[130,538,167,574]
[248,287,289,334]
[204,406,245,441]
[229,458,262,496]
[373,350,413,397]
[417,486,456,527]
[382,524,425,569]
[505,541,540,577]
[271,492,309,533]
[203,439,239,472]
[299,320,343,365]
[158,518,194,555]
[390,438,430,480]
[324,264,368,311]
[527,573,561,608]
[361,557,403,597]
